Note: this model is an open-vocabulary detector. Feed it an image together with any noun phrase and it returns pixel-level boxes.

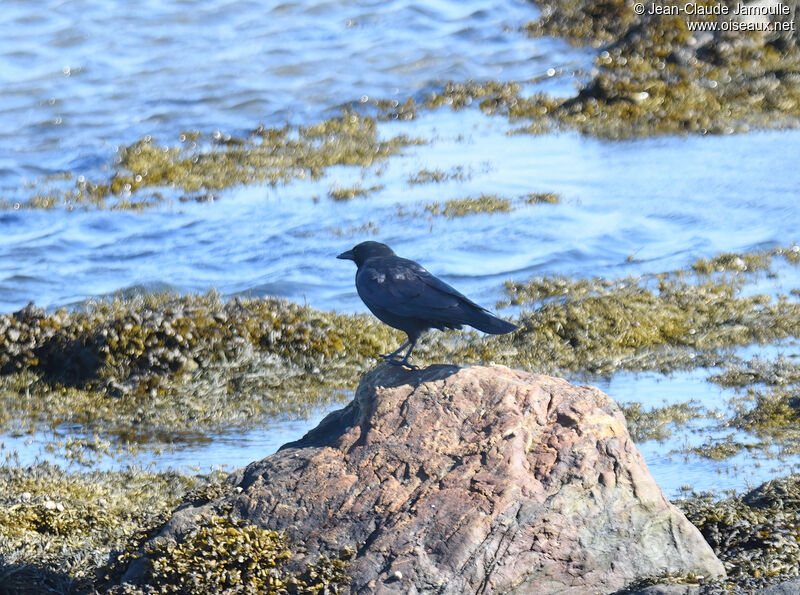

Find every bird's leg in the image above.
[391,339,419,370]
[380,338,419,369]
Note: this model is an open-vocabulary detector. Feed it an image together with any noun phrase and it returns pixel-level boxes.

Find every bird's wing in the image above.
[357,257,486,317]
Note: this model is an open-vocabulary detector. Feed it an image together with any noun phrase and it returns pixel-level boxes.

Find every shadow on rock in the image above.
[280,363,461,450]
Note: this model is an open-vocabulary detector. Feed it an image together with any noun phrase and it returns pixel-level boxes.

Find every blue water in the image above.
[2,119,799,314]
[0,0,798,497]
[0,0,583,186]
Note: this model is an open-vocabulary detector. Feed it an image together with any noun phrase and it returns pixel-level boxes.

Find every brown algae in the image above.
[327,183,384,201]
[524,192,560,205]
[710,356,800,389]
[687,434,753,460]
[704,355,800,455]
[502,275,799,377]
[0,463,204,591]
[518,0,800,137]
[678,475,800,585]
[424,194,513,218]
[0,247,798,447]
[425,80,522,112]
[0,246,799,592]
[0,464,351,594]
[423,192,561,219]
[0,292,400,443]
[407,167,468,186]
[619,401,707,442]
[631,475,800,591]
[142,515,352,594]
[377,2,800,137]
[2,113,422,211]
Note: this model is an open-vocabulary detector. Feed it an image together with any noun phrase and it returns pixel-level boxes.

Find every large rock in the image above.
[124,364,724,593]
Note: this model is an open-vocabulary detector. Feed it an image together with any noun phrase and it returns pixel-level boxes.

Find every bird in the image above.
[337,241,518,368]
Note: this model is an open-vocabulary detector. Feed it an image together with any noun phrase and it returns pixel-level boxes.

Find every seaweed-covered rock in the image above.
[518,0,800,137]
[678,475,800,584]
[121,364,724,593]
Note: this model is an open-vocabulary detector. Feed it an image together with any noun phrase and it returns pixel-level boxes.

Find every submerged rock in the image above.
[121,364,724,593]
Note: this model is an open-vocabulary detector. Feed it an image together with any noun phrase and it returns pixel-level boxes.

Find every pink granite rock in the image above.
[123,364,724,593]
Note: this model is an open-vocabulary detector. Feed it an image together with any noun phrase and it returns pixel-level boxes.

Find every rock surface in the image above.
[122,364,724,593]
[758,578,800,595]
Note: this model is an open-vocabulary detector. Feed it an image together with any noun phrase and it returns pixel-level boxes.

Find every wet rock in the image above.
[758,577,800,594]
[121,364,724,593]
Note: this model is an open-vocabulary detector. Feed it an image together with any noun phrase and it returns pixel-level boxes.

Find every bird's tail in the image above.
[467,309,519,335]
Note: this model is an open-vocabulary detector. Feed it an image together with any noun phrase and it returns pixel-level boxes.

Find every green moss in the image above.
[620,401,705,442]
[144,515,351,594]
[3,113,422,211]
[424,194,513,218]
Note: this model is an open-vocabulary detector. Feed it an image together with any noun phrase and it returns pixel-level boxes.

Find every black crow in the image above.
[337,241,518,368]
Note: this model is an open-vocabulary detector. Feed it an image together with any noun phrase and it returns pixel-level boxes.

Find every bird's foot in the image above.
[394,360,420,370]
[379,354,419,370]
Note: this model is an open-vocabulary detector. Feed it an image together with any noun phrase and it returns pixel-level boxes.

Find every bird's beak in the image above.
[337,249,355,261]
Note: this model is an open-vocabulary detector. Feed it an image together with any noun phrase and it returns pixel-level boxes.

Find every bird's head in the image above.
[337,241,396,267]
